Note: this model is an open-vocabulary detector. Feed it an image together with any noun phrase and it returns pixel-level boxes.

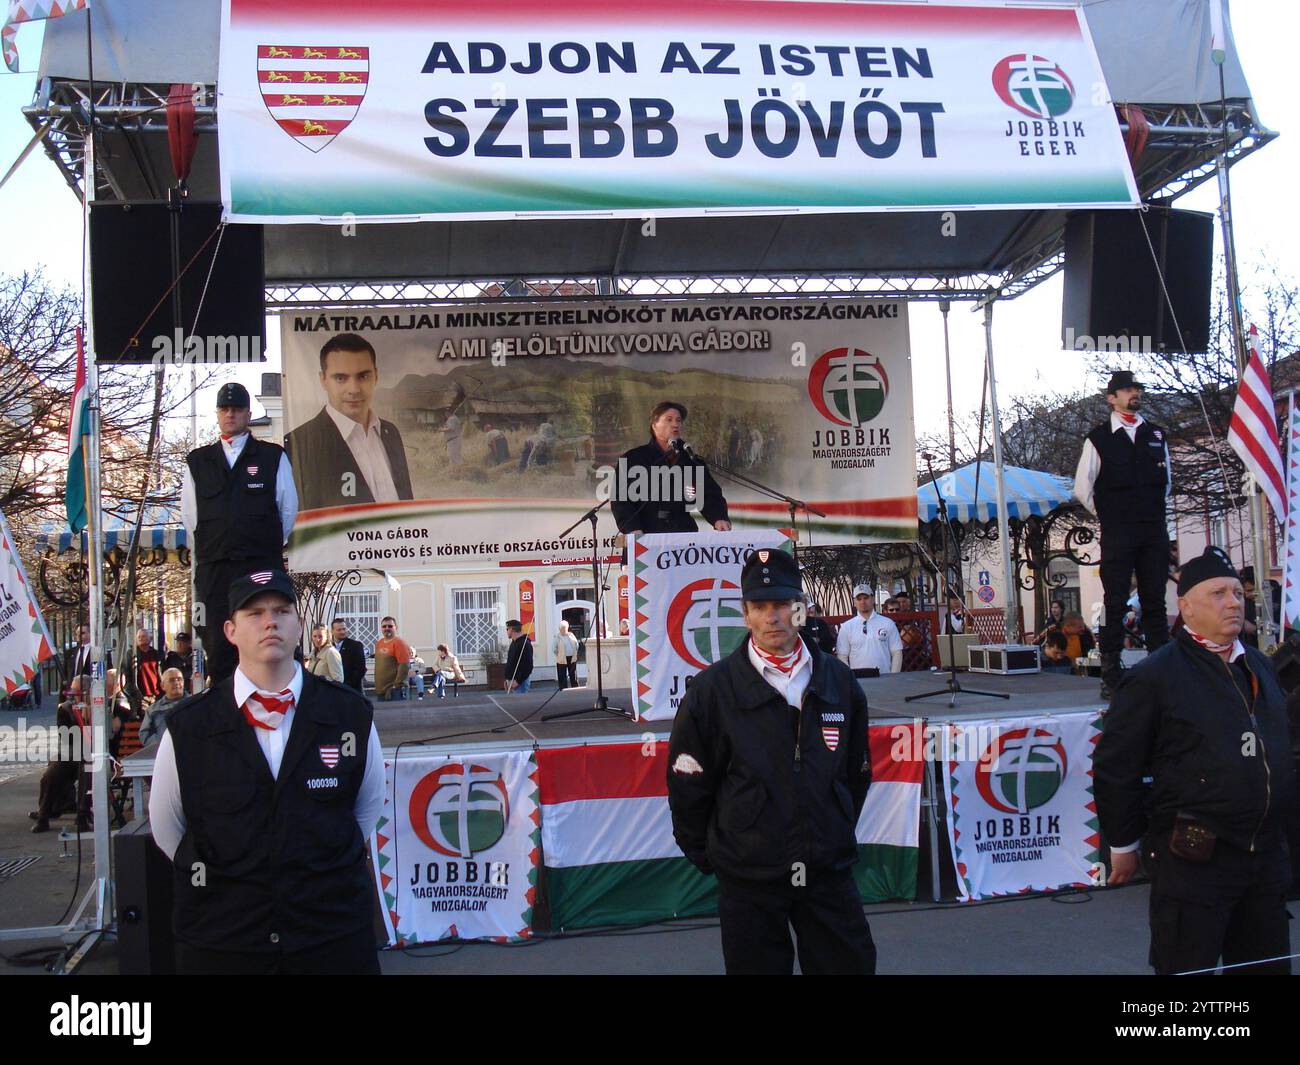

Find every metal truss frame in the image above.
[24,81,1275,308]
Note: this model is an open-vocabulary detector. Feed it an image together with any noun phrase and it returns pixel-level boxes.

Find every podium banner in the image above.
[372,749,540,944]
[630,530,791,720]
[941,711,1104,901]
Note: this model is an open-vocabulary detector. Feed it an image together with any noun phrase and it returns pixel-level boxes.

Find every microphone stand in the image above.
[677,440,827,561]
[543,498,633,722]
[905,453,1008,707]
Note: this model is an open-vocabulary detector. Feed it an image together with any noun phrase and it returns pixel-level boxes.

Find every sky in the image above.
[0,0,1296,450]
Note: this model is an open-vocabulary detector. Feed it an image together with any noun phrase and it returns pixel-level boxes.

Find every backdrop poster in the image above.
[219,0,1137,221]
[941,711,1104,901]
[372,750,540,944]
[280,296,915,570]
[630,530,790,721]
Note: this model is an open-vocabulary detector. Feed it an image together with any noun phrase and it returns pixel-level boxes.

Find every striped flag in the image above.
[65,327,89,534]
[3,0,87,73]
[1227,325,1287,522]
[537,728,922,929]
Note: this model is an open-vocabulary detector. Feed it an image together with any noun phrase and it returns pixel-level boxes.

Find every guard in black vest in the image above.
[181,382,298,685]
[1073,370,1171,695]
[668,547,876,975]
[149,570,385,975]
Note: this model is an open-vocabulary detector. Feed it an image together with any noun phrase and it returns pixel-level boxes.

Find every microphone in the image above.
[672,438,698,461]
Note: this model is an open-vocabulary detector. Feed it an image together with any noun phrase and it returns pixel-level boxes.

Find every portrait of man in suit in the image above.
[284,332,414,511]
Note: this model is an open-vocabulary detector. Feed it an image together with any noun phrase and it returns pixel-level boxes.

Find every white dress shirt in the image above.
[180,431,299,541]
[149,663,386,860]
[1072,412,1171,516]
[836,611,903,673]
[324,404,400,503]
[746,636,813,709]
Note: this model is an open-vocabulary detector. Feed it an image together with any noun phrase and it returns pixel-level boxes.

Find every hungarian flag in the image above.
[3,0,88,73]
[537,727,921,929]
[65,327,89,534]
[1227,324,1287,522]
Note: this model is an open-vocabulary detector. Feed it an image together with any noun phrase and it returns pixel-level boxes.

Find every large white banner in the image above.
[630,530,790,720]
[372,750,539,944]
[941,711,1104,901]
[219,0,1137,222]
[280,296,914,570]
[0,509,54,696]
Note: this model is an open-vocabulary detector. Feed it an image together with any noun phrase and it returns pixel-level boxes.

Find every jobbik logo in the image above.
[667,578,747,671]
[969,726,1067,859]
[993,53,1085,158]
[408,763,509,858]
[807,347,894,468]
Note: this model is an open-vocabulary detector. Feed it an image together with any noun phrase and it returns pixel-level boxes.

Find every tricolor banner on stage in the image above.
[941,711,1103,901]
[629,530,791,720]
[538,731,920,929]
[0,507,55,696]
[372,750,540,944]
[218,0,1137,221]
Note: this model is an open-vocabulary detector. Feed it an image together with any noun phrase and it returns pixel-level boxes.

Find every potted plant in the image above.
[480,640,507,690]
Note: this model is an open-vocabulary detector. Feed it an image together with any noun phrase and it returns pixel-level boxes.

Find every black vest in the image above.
[166,672,375,952]
[186,437,285,563]
[1087,418,1168,525]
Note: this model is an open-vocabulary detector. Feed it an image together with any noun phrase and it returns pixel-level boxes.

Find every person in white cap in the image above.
[835,586,902,677]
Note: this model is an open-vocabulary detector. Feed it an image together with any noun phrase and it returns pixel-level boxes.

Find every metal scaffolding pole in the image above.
[981,297,1019,643]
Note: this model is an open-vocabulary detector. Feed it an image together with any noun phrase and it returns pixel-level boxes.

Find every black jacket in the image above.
[165,672,375,952]
[1094,630,1297,853]
[505,635,533,684]
[610,438,729,534]
[284,406,413,511]
[799,617,838,655]
[336,637,367,693]
[668,636,871,882]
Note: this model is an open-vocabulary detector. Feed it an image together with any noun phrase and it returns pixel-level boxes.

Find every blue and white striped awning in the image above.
[918,462,1076,524]
[36,504,187,556]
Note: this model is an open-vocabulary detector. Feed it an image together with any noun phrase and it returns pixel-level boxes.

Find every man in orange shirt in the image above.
[373,616,412,700]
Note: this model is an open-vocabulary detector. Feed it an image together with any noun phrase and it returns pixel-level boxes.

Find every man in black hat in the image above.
[181,382,298,685]
[1073,370,1172,695]
[610,401,731,535]
[1095,546,1296,975]
[149,569,385,974]
[667,546,876,975]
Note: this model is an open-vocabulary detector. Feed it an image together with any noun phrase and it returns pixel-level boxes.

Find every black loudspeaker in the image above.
[1269,634,1300,697]
[1061,205,1213,355]
[89,201,265,365]
[114,817,176,975]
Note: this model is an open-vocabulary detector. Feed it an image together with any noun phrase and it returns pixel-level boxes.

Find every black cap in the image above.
[1105,370,1143,394]
[216,382,251,408]
[1177,546,1238,596]
[740,547,802,601]
[228,569,297,613]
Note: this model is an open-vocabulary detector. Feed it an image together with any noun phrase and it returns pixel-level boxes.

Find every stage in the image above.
[119,670,1106,778]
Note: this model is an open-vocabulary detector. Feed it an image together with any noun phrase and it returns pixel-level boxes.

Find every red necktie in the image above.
[753,640,804,675]
[243,688,294,730]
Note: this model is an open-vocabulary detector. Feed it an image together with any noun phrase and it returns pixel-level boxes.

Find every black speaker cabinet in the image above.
[114,817,176,975]
[89,201,265,365]
[1062,205,1213,355]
